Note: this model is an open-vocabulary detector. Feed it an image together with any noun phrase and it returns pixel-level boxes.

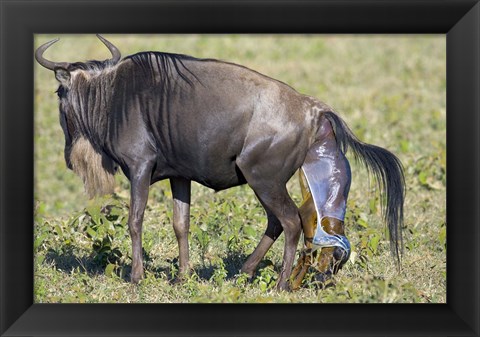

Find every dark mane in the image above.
[124,51,202,87]
[68,59,116,72]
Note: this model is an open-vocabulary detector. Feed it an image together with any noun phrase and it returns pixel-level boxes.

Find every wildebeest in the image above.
[35,35,405,291]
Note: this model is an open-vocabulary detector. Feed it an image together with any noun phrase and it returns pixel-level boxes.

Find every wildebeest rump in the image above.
[35,35,405,291]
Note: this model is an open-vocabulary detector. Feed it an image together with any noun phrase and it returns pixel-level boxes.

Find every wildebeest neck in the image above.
[66,70,114,148]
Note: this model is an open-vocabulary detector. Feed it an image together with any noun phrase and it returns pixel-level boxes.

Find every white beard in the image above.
[69,137,116,198]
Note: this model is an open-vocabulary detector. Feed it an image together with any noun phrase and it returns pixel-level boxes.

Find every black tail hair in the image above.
[324,111,406,267]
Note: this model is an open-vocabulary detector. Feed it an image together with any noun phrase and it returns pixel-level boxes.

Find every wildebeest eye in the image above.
[55,86,67,98]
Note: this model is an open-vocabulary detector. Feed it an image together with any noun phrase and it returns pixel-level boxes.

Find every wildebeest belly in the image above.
[153,144,247,191]
[151,107,250,190]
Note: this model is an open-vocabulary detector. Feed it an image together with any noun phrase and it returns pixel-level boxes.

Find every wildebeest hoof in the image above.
[172,277,185,285]
[130,272,144,284]
[172,273,190,285]
[232,272,254,286]
[131,277,142,284]
[277,281,292,292]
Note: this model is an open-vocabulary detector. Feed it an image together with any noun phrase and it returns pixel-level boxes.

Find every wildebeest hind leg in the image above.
[170,177,192,282]
[241,199,283,278]
[238,175,301,290]
[258,188,301,291]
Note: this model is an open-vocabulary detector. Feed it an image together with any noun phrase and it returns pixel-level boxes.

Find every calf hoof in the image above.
[312,271,335,289]
[314,270,332,283]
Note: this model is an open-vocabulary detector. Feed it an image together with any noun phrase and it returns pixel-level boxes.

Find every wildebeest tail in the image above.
[323,111,405,266]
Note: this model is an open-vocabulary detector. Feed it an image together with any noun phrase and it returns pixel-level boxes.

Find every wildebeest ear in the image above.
[54,68,71,86]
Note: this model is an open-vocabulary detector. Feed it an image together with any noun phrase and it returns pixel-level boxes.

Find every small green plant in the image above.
[234,272,251,287]
[438,223,446,249]
[254,264,277,292]
[191,222,211,266]
[69,196,129,274]
[412,150,446,191]
[210,258,228,287]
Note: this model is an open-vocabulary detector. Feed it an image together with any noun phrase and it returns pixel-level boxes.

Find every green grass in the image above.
[34,34,446,303]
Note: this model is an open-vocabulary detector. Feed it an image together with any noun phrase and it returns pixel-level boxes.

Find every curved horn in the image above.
[35,38,70,70]
[96,34,121,64]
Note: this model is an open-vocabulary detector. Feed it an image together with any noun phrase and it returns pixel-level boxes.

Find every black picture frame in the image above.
[1,0,478,336]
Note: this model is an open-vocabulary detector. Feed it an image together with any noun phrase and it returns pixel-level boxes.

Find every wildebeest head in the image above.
[35,35,121,198]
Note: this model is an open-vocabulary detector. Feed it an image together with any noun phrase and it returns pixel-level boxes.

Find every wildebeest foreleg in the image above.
[170,177,192,281]
[241,201,283,278]
[128,163,153,284]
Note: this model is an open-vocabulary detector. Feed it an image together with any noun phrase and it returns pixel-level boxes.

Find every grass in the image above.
[34,34,446,303]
